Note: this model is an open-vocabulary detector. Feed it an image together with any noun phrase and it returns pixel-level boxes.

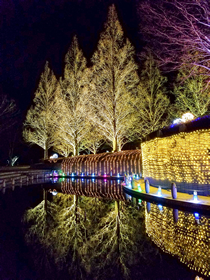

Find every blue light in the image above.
[194,212,200,219]
[117,180,120,184]
[92,173,95,177]
[72,172,74,176]
[158,204,163,211]
[157,186,162,197]
[193,191,198,202]
[117,173,120,177]
[91,178,95,182]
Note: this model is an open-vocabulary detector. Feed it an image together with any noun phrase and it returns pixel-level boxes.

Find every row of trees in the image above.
[23,4,210,159]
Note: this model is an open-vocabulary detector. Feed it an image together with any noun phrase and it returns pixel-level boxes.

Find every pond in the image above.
[0,177,209,280]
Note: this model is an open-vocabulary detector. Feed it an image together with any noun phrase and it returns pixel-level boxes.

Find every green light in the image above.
[138,184,142,192]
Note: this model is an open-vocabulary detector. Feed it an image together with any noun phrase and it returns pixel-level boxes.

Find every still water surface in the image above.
[0,178,209,280]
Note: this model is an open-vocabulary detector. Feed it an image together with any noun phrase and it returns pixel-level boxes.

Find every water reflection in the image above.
[19,178,208,280]
[145,204,210,277]
[23,181,157,280]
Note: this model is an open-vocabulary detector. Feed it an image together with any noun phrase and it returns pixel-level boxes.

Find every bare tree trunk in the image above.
[113,136,118,152]
[44,147,48,160]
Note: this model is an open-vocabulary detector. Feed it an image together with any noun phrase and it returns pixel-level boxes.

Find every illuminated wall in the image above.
[142,129,210,194]
[61,150,141,176]
[145,204,210,277]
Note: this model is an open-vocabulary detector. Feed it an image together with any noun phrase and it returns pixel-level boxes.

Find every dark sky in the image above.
[0,0,141,114]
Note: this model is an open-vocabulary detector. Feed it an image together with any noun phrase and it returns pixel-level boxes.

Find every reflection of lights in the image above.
[81,178,84,182]
[81,173,84,176]
[104,173,107,177]
[138,184,142,192]
[194,212,200,219]
[92,173,95,177]
[117,180,120,184]
[117,173,120,177]
[158,204,163,211]
[91,178,95,182]
[72,172,74,176]
[157,186,162,197]
[104,179,107,183]
[58,177,65,182]
[51,177,58,183]
[138,199,142,204]
[71,178,75,182]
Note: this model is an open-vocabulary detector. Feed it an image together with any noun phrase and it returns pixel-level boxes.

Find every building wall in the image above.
[141,129,210,194]
[61,150,142,176]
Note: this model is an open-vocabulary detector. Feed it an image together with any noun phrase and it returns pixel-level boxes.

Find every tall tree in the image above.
[173,66,210,117]
[90,5,139,152]
[81,125,105,154]
[23,62,58,159]
[55,36,90,156]
[136,53,170,137]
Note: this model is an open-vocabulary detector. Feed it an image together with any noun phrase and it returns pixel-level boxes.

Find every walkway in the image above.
[124,178,210,212]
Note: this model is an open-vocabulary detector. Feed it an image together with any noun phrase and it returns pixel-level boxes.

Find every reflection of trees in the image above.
[23,191,159,280]
[54,194,88,279]
[84,201,155,280]
[23,190,59,279]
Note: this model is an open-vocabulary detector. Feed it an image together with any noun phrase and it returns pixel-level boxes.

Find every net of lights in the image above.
[61,150,142,178]
[141,129,210,188]
[145,204,210,276]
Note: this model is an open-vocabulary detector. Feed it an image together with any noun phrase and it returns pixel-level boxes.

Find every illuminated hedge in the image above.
[62,150,141,176]
[145,204,210,277]
[142,127,210,194]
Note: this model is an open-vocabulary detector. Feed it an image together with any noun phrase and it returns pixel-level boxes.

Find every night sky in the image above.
[1,0,141,113]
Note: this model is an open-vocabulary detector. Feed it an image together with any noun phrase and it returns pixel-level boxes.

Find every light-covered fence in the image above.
[61,150,141,176]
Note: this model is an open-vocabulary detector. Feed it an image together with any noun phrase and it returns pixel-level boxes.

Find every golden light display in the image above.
[61,150,141,176]
[145,204,210,277]
[61,179,126,201]
[142,129,210,192]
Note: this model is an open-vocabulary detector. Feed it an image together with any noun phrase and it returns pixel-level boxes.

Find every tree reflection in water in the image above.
[23,189,198,280]
[23,189,159,280]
